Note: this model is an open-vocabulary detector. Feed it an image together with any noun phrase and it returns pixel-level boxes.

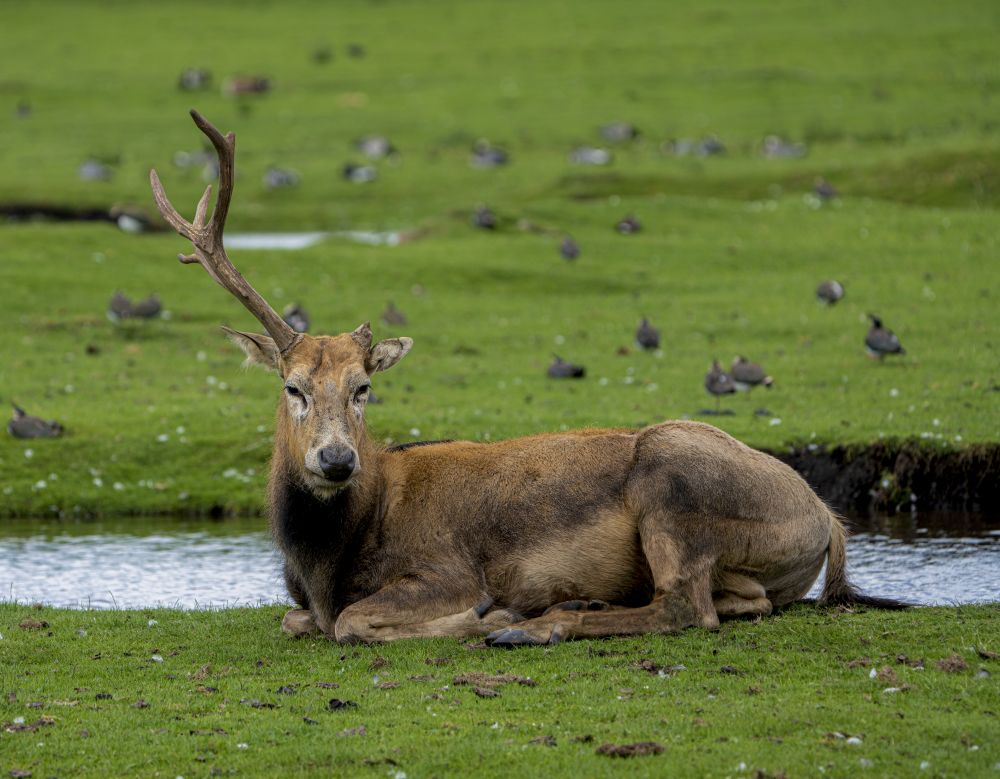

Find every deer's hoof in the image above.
[281,609,319,637]
[485,623,563,647]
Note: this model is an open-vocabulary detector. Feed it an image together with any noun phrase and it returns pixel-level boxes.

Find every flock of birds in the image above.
[9,64,911,441]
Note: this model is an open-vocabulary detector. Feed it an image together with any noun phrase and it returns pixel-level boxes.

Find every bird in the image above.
[355,136,395,159]
[730,356,773,391]
[600,121,639,143]
[223,76,270,96]
[8,405,63,439]
[282,304,310,334]
[865,314,906,359]
[342,163,377,183]
[472,205,497,230]
[130,295,162,319]
[177,68,212,91]
[816,280,844,305]
[559,236,580,260]
[547,355,585,379]
[263,167,300,189]
[79,159,112,181]
[762,135,806,159]
[107,291,133,322]
[381,301,408,327]
[470,140,509,168]
[616,214,641,234]
[704,360,736,412]
[814,177,837,201]
[569,147,612,166]
[635,317,660,350]
[346,43,366,59]
[109,205,155,234]
[311,46,333,65]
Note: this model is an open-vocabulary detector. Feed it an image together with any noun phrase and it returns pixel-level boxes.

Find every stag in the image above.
[150,111,904,646]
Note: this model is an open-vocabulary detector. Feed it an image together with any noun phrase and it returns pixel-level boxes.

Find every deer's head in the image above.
[227,324,410,495]
[150,110,410,497]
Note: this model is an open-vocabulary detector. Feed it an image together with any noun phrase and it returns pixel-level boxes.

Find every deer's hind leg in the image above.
[486,512,719,646]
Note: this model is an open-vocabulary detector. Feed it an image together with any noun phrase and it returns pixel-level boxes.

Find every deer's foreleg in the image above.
[329,577,521,643]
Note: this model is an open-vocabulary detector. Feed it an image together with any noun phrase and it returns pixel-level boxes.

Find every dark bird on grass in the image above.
[263,167,300,189]
[814,177,837,201]
[8,405,63,439]
[311,46,333,65]
[470,140,509,168]
[560,236,580,260]
[381,301,408,327]
[16,100,31,118]
[704,360,736,411]
[355,135,396,160]
[616,214,641,234]
[472,205,497,230]
[130,294,162,319]
[865,314,906,359]
[816,280,844,305]
[223,76,271,97]
[342,163,377,183]
[600,121,639,143]
[731,356,773,391]
[282,304,310,334]
[346,43,366,59]
[177,68,212,91]
[635,317,660,350]
[547,355,586,379]
[107,291,133,322]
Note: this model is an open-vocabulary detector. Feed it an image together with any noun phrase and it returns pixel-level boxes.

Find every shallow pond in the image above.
[0,514,997,609]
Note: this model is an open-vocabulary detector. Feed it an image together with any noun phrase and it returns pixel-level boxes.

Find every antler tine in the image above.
[149,110,302,354]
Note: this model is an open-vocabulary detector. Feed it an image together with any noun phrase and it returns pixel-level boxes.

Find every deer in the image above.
[149,111,905,646]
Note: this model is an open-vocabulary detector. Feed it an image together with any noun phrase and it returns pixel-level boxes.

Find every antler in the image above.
[149,109,301,354]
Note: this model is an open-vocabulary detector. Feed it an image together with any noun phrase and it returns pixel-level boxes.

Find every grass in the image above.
[1,0,999,516]
[2,603,998,778]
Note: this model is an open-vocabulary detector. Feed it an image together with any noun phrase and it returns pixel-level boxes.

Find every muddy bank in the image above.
[775,441,1000,516]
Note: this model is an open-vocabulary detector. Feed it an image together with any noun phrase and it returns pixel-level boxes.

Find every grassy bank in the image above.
[1,0,999,517]
[2,603,998,777]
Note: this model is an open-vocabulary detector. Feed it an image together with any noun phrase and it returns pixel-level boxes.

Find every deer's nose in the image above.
[317,446,356,481]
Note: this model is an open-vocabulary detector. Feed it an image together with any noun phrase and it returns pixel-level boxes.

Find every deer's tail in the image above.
[819,514,910,609]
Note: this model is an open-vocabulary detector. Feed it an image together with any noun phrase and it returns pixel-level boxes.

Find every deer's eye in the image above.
[354,384,371,402]
[285,384,303,398]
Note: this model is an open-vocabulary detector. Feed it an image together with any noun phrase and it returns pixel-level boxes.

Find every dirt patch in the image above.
[775,441,1000,515]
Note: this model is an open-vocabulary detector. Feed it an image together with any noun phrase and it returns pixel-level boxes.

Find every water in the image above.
[0,515,996,610]
[225,230,403,250]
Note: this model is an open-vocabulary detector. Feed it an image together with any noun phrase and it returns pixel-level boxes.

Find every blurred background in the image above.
[0,0,997,524]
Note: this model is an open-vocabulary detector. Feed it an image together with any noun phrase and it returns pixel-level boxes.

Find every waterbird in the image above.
[569,147,612,166]
[616,214,641,234]
[865,314,906,359]
[177,68,212,91]
[814,177,837,201]
[816,280,844,305]
[472,205,497,230]
[282,304,310,334]
[342,163,377,183]
[704,360,736,411]
[263,167,300,189]
[107,291,133,322]
[381,301,408,327]
[8,405,63,439]
[547,355,586,379]
[600,121,639,143]
[223,76,270,97]
[730,356,773,391]
[130,294,162,319]
[635,318,660,350]
[355,136,396,159]
[109,205,155,234]
[559,236,580,260]
[470,140,508,168]
[79,159,112,182]
[762,135,806,159]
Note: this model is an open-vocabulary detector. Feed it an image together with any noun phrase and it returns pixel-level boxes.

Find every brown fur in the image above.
[227,329,905,646]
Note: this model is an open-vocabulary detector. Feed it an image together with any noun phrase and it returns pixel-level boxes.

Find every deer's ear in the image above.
[366,337,413,374]
[222,326,280,372]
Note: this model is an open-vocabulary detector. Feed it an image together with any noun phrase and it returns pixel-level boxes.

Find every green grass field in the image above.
[2,603,998,778]
[1,0,998,516]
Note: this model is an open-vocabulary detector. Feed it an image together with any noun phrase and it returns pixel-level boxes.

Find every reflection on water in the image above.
[0,515,997,609]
